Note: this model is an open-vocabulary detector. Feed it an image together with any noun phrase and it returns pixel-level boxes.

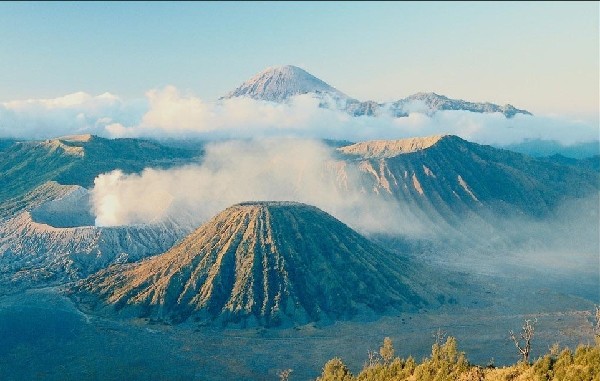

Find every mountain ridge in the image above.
[1,134,597,299]
[0,135,201,212]
[224,65,532,118]
[335,134,599,220]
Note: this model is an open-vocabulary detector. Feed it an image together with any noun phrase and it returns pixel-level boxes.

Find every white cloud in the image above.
[105,87,600,146]
[0,92,144,139]
[0,86,597,146]
[90,138,424,237]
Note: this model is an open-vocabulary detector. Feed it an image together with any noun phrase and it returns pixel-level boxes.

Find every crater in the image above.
[29,187,96,228]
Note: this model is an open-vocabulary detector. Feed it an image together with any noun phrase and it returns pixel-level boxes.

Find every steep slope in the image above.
[75,202,437,327]
[0,135,200,208]
[334,136,600,278]
[223,65,350,102]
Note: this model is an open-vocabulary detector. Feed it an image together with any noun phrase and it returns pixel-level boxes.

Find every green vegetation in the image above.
[315,334,600,381]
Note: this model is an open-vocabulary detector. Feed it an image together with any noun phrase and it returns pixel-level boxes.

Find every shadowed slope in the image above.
[76,202,435,327]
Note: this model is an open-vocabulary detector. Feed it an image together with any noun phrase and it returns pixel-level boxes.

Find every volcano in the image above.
[222,65,349,102]
[75,201,436,327]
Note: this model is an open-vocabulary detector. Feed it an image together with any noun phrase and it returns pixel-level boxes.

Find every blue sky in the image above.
[0,1,597,117]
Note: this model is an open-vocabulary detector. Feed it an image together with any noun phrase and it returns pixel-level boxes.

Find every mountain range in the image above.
[0,133,597,304]
[223,65,532,118]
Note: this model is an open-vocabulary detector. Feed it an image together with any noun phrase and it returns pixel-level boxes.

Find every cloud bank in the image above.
[1,86,597,146]
[0,92,145,140]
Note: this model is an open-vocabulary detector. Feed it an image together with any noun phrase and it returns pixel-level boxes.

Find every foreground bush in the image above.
[314,337,600,381]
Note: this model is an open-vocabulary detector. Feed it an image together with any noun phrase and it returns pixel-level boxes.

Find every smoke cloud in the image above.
[91,138,426,237]
[1,86,597,146]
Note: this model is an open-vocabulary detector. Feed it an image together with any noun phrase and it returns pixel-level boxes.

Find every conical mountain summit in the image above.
[223,65,349,102]
[74,201,435,327]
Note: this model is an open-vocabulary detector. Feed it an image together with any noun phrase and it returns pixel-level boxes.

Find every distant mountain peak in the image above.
[411,91,447,99]
[223,65,531,118]
[398,92,532,118]
[223,65,349,102]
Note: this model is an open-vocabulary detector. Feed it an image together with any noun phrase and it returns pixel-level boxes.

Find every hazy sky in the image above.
[0,1,598,117]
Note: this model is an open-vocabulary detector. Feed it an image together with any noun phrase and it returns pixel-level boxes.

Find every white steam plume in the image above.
[91,138,425,236]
